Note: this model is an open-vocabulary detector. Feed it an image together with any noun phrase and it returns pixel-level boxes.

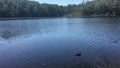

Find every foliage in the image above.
[0,0,120,17]
[0,0,64,17]
[80,0,120,16]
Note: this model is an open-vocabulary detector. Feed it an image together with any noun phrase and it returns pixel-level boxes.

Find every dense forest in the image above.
[0,0,64,17]
[80,0,120,16]
[0,0,120,17]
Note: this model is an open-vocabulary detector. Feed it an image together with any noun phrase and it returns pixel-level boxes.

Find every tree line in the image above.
[80,0,120,16]
[0,0,65,17]
[0,0,120,18]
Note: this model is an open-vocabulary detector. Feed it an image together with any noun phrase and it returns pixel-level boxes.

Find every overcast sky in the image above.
[32,0,83,6]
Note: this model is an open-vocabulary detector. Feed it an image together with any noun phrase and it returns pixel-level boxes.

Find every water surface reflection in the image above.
[0,18,120,68]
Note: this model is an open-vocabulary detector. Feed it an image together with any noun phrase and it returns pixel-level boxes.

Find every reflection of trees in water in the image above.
[0,21,38,39]
[0,19,61,39]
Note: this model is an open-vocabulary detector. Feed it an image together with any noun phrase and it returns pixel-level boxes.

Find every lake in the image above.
[0,17,120,68]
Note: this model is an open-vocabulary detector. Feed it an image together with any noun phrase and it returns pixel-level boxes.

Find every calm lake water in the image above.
[0,17,120,68]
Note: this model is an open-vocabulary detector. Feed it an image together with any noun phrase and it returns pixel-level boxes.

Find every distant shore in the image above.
[66,15,120,18]
[0,15,120,20]
[0,17,68,20]
[0,17,58,20]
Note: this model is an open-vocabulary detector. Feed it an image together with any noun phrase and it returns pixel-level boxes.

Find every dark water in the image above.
[0,18,120,68]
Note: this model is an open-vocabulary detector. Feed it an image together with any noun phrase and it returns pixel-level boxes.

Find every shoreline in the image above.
[64,14,120,17]
[0,17,63,20]
[0,16,120,20]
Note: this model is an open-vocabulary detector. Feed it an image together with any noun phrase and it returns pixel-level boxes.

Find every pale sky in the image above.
[32,0,83,6]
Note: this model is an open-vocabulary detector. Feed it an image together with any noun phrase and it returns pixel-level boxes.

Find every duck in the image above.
[75,52,81,56]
